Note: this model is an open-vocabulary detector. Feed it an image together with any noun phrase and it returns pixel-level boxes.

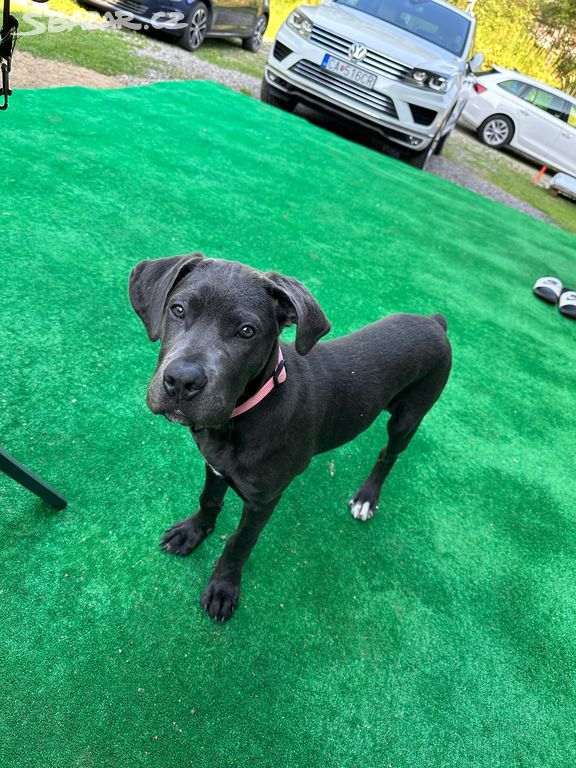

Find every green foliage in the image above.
[539,0,576,27]
[452,0,562,88]
[538,0,576,93]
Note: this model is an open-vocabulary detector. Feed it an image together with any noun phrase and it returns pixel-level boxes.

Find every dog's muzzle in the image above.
[156,360,209,427]
[149,357,230,428]
[162,360,207,401]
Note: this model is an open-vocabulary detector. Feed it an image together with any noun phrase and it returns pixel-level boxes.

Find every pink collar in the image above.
[230,349,286,419]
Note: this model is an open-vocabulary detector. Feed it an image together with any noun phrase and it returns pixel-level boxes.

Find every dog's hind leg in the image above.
[348,371,449,521]
[348,408,420,521]
[161,463,229,555]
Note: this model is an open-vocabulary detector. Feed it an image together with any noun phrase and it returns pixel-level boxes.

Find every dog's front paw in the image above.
[201,578,240,622]
[161,516,213,556]
[348,497,377,521]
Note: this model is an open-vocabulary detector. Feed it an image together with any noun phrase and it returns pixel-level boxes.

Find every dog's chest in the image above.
[194,432,242,484]
[194,434,233,476]
[192,430,271,502]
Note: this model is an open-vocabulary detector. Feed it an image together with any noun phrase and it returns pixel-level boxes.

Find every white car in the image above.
[262,0,483,168]
[549,173,576,201]
[459,67,576,176]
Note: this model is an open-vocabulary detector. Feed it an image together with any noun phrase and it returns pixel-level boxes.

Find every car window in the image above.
[521,86,567,120]
[334,0,471,56]
[497,80,527,97]
[567,105,576,128]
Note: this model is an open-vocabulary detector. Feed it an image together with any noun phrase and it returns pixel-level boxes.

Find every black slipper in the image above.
[533,276,563,304]
[559,289,576,319]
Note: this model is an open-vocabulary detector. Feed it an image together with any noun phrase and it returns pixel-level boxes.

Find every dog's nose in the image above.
[163,361,207,401]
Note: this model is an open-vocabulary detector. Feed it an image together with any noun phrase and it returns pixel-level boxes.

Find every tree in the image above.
[452,0,573,93]
[452,0,561,87]
[538,0,576,93]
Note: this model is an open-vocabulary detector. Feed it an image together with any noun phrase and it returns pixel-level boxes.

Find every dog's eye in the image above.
[170,304,185,319]
[237,325,256,339]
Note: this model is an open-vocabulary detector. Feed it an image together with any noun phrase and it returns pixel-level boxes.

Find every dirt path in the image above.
[10,51,123,90]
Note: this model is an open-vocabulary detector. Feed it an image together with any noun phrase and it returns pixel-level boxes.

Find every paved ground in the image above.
[11,37,555,225]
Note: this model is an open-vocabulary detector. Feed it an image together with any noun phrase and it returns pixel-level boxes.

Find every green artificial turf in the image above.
[1,81,575,767]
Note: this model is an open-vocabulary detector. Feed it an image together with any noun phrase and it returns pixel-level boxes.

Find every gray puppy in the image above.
[129,254,452,621]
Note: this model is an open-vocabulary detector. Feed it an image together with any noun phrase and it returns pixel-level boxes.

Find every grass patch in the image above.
[445,138,576,233]
[14,3,167,77]
[482,163,576,234]
[192,39,266,80]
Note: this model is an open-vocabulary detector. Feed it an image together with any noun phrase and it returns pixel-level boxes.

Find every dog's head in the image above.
[128,254,330,429]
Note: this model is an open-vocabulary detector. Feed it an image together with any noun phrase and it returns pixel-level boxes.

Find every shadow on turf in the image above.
[295,104,405,162]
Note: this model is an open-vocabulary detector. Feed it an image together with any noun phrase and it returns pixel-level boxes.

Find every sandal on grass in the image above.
[533,276,563,304]
[559,289,576,319]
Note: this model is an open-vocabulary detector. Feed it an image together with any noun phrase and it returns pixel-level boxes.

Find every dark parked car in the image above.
[83,0,269,51]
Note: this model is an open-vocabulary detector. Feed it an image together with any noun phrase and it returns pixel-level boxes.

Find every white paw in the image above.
[349,500,375,521]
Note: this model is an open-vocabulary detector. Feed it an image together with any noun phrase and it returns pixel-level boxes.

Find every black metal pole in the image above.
[2,0,9,39]
[0,0,13,108]
[0,446,68,510]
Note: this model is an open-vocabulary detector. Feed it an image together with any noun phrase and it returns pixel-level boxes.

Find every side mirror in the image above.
[468,52,484,74]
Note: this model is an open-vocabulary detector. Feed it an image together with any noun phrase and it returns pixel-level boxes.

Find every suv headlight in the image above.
[409,69,450,93]
[286,9,313,39]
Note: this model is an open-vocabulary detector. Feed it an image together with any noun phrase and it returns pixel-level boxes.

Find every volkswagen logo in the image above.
[348,43,367,62]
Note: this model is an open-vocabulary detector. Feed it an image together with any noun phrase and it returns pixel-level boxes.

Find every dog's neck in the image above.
[239,339,281,401]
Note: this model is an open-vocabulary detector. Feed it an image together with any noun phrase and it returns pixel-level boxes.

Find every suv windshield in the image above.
[334,0,471,56]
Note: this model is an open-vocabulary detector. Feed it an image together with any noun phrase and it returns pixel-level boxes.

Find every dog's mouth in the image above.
[149,381,232,430]
[162,407,227,430]
[163,408,194,427]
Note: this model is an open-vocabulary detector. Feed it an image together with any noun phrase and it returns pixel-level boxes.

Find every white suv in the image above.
[262,0,483,167]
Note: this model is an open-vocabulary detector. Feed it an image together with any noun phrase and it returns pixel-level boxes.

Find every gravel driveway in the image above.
[11,32,555,226]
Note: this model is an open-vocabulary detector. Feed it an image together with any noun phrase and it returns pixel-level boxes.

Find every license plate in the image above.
[321,54,376,89]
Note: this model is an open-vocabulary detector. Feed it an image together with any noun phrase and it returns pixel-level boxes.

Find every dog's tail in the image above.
[431,313,448,332]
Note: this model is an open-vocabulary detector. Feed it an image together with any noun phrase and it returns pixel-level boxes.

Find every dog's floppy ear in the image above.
[264,271,331,355]
[129,253,204,341]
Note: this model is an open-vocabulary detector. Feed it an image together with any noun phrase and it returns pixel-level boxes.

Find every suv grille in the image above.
[309,25,412,81]
[291,60,398,118]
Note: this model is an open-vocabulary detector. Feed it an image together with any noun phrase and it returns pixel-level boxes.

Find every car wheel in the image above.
[478,114,514,148]
[433,105,460,156]
[433,131,450,156]
[405,146,431,169]
[260,78,295,112]
[242,14,267,52]
[404,129,442,169]
[179,2,209,51]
